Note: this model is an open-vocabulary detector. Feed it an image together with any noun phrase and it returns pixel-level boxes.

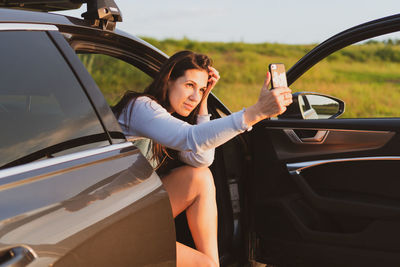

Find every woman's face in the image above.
[168,69,208,116]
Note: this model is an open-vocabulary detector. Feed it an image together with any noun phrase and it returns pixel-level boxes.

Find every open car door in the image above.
[249,13,400,267]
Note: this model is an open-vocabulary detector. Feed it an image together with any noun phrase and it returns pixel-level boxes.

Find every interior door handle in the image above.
[0,246,36,267]
[283,129,328,144]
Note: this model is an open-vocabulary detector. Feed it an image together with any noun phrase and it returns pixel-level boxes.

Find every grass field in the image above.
[80,38,400,118]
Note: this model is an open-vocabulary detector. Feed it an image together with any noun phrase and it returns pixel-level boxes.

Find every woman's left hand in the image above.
[198,66,220,115]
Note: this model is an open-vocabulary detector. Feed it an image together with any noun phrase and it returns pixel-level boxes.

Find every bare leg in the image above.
[161,166,219,267]
[176,242,216,267]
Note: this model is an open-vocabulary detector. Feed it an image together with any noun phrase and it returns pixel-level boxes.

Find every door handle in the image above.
[0,246,36,267]
[283,129,328,144]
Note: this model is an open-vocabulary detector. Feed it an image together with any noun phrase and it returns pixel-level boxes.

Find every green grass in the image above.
[79,38,400,118]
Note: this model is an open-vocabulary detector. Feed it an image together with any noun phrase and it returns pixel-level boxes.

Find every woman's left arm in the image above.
[198,66,220,116]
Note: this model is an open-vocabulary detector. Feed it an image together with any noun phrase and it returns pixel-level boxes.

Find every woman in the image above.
[113,51,292,267]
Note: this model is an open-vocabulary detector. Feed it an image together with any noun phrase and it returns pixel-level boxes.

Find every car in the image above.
[1,1,400,266]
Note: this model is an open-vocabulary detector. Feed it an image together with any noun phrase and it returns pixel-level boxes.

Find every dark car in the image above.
[1,1,400,266]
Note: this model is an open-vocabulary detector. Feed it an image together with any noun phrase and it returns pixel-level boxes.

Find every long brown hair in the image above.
[113,50,212,167]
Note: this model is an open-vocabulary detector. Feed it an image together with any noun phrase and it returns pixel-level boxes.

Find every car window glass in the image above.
[77,54,153,106]
[0,31,109,169]
[291,32,400,118]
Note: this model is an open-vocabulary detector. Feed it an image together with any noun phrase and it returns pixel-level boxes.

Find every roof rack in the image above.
[0,0,122,31]
[82,0,122,31]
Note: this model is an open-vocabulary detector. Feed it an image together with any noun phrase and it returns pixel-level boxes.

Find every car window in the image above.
[291,32,400,118]
[77,54,153,106]
[0,31,109,169]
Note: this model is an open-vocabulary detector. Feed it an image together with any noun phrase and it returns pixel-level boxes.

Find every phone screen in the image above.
[269,63,287,89]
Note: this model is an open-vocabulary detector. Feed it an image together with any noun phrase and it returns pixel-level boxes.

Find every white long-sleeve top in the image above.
[118,96,251,168]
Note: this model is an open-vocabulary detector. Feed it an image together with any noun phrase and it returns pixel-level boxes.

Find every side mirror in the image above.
[279,92,345,119]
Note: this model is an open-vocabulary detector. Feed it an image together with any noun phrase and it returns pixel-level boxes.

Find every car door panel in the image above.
[0,144,176,266]
[250,118,400,266]
[249,14,400,264]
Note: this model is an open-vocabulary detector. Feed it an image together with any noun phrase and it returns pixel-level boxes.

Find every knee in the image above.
[190,167,215,195]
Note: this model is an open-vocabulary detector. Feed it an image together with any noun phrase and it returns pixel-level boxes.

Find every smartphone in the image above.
[268,63,287,89]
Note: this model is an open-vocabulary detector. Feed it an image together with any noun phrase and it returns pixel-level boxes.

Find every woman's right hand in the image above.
[244,72,293,127]
[257,72,292,117]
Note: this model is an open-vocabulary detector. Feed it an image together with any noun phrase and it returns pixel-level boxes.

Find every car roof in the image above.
[0,7,167,56]
[0,0,83,11]
[0,7,87,26]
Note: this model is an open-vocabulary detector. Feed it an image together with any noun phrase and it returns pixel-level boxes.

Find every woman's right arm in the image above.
[119,73,292,154]
[119,97,250,154]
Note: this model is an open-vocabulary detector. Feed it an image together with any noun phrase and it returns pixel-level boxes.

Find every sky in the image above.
[57,0,400,44]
